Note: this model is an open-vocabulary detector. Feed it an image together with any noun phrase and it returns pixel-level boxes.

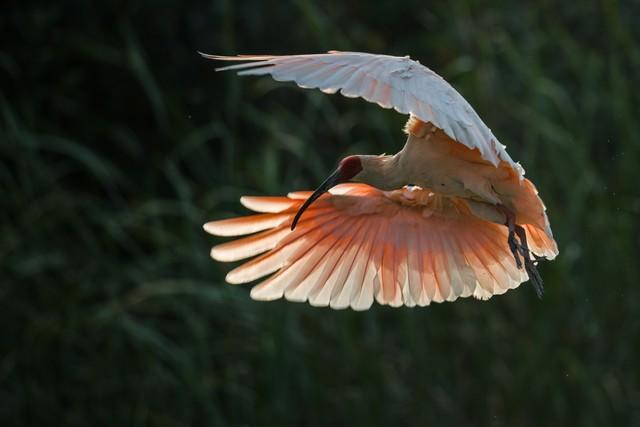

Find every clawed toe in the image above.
[524,257,544,298]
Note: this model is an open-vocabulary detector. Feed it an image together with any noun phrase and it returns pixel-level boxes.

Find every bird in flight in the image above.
[202,51,558,310]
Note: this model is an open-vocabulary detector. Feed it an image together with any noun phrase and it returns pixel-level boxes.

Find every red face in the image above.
[338,155,363,181]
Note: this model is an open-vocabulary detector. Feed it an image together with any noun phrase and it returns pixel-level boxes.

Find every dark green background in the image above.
[3,1,639,425]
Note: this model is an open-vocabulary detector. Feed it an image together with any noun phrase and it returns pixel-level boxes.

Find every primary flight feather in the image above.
[202,51,558,310]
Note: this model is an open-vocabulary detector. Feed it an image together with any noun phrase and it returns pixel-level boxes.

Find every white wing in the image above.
[202,51,523,175]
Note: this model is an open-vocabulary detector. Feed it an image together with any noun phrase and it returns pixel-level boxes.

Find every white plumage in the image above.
[201,51,524,176]
[202,51,559,309]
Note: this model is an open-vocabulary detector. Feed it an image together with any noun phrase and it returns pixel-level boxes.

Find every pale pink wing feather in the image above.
[202,51,522,175]
[204,184,556,310]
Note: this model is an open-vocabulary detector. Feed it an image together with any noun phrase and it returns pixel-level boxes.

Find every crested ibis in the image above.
[202,51,558,310]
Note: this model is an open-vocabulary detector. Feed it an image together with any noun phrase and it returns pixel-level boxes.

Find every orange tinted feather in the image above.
[204,183,558,310]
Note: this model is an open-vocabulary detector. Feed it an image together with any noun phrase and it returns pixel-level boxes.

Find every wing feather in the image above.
[204,51,520,173]
[206,184,555,310]
[405,226,422,305]
[407,224,427,306]
[330,218,373,309]
[458,234,497,297]
[419,229,440,303]
[283,237,341,302]
[252,216,350,301]
[307,233,355,307]
[210,226,290,262]
[469,229,519,292]
[203,212,290,236]
[224,210,343,284]
[240,196,297,213]
[350,219,383,310]
[474,224,526,284]
[397,241,414,308]
[379,229,396,306]
[443,231,476,298]
[250,228,341,301]
[432,231,454,302]
[311,218,366,307]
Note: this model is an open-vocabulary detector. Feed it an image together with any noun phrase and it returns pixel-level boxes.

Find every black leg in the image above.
[507,230,523,269]
[500,206,545,299]
[503,208,523,269]
[515,225,544,299]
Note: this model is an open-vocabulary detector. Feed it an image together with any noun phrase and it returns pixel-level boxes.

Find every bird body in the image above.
[360,121,551,235]
[203,51,558,310]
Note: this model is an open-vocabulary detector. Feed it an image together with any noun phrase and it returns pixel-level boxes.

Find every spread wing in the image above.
[204,184,557,310]
[202,51,522,175]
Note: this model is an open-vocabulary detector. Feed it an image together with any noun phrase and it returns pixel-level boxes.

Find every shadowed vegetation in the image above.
[2,0,639,425]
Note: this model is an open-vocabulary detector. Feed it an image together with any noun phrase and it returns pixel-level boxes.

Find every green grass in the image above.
[2,0,640,425]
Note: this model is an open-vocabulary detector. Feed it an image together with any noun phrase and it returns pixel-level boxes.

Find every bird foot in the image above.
[501,207,545,299]
[524,257,544,298]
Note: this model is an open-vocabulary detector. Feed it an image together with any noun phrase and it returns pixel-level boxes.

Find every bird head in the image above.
[290,155,363,230]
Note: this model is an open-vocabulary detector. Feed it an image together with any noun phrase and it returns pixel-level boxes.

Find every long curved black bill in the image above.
[291,168,342,230]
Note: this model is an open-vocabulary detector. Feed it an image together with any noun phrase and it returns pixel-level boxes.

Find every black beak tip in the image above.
[290,212,301,231]
[289,167,342,233]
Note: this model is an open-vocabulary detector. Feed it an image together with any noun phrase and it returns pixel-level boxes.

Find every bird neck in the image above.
[357,154,407,191]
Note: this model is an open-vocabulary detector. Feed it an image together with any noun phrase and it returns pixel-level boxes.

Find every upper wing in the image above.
[204,184,557,310]
[202,51,521,174]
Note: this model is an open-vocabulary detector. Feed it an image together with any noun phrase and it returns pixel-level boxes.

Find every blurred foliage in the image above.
[2,0,640,425]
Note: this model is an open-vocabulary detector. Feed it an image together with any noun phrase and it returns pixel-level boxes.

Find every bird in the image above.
[202,51,558,311]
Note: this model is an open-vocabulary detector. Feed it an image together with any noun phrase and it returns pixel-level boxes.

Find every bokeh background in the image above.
[3,0,640,425]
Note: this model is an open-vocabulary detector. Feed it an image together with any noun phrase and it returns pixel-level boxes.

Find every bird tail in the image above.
[510,178,558,260]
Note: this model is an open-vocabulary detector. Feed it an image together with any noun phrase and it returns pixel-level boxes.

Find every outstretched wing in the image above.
[202,51,520,174]
[204,184,557,310]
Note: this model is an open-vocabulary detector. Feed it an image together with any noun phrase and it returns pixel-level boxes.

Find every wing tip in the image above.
[199,52,278,72]
[250,285,284,301]
[210,246,228,262]
[203,221,222,235]
[198,51,229,72]
[203,219,244,236]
